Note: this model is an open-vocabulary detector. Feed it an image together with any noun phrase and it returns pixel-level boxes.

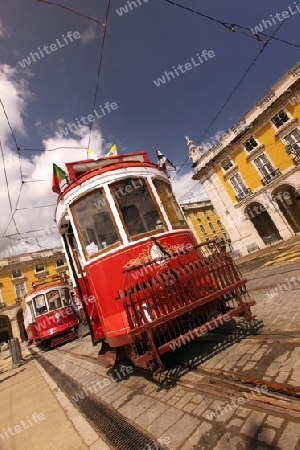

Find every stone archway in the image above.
[245,202,282,245]
[271,185,300,234]
[16,308,27,342]
[0,315,13,344]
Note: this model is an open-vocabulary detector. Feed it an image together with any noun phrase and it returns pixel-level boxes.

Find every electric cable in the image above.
[87,0,111,150]
[161,0,300,49]
[35,0,106,27]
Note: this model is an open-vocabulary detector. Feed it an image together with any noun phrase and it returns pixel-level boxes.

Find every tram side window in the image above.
[33,294,47,316]
[71,189,119,257]
[111,178,164,238]
[153,179,186,227]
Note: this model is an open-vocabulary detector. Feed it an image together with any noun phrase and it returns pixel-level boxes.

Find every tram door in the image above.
[62,227,104,345]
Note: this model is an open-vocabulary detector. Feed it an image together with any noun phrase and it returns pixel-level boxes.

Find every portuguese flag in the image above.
[52,163,67,194]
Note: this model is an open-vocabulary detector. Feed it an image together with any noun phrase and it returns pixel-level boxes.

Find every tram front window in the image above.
[111,178,164,238]
[33,294,47,316]
[153,179,186,227]
[71,189,119,257]
[60,288,70,306]
[47,290,63,310]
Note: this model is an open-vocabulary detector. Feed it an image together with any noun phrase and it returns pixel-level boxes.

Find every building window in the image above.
[216,220,223,229]
[199,224,206,234]
[35,263,45,273]
[285,129,300,153]
[221,157,233,171]
[11,269,22,279]
[271,110,289,128]
[15,282,26,303]
[243,136,258,152]
[230,174,252,202]
[208,222,215,232]
[254,153,280,185]
[56,259,65,267]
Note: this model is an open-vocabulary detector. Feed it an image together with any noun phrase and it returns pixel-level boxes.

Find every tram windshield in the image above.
[111,178,164,239]
[71,189,119,257]
[153,179,186,227]
[33,294,47,316]
[47,290,63,310]
[32,289,69,316]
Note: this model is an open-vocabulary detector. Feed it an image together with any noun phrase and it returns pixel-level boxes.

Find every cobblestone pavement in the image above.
[38,259,300,450]
[236,236,300,274]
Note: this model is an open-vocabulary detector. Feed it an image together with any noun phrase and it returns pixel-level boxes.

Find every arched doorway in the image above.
[16,309,27,342]
[0,315,13,344]
[245,202,282,245]
[272,185,300,234]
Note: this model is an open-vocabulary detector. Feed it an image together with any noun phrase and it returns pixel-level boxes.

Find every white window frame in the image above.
[55,259,65,267]
[254,153,276,179]
[284,128,300,153]
[11,269,22,279]
[229,173,250,199]
[271,109,290,129]
[243,136,259,152]
[220,157,234,172]
[35,263,45,273]
[15,282,26,302]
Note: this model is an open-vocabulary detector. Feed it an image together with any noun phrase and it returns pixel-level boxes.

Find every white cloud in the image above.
[171,171,208,204]
[0,19,7,38]
[80,25,99,44]
[0,64,31,143]
[0,64,206,258]
[0,64,106,254]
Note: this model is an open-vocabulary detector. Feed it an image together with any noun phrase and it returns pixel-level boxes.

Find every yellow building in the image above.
[181,200,228,243]
[187,62,300,256]
[0,248,68,307]
[0,249,68,341]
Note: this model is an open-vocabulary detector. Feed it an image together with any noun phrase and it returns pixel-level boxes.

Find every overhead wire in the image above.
[0,3,110,248]
[161,0,300,49]
[35,0,106,27]
[171,1,298,183]
[87,0,111,150]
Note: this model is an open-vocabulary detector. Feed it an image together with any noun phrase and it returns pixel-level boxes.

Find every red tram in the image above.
[23,275,78,349]
[55,151,255,371]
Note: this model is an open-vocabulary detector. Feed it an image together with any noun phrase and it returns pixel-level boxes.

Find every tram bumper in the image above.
[118,242,256,371]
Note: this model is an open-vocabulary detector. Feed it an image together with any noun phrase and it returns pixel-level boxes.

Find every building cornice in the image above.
[190,63,300,179]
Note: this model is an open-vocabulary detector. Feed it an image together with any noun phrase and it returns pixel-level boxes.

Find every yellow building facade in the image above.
[0,249,68,307]
[0,249,68,341]
[181,200,228,243]
[187,62,300,256]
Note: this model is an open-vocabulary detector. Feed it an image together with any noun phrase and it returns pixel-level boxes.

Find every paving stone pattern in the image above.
[43,347,300,450]
[41,261,300,450]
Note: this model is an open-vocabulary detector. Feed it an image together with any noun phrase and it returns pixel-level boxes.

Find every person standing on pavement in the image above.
[70,292,87,325]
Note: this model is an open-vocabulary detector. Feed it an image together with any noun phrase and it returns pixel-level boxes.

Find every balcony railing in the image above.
[286,144,300,165]
[261,169,281,186]
[293,155,300,165]
[286,143,300,154]
[236,188,252,202]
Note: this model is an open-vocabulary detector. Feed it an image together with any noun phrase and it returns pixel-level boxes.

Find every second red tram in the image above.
[55,151,255,371]
[23,275,79,349]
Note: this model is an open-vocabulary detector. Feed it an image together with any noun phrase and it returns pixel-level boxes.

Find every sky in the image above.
[0,0,299,254]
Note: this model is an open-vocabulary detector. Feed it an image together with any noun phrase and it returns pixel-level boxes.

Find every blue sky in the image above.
[0,0,299,252]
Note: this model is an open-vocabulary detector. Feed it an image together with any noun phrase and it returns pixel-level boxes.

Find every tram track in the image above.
[30,332,300,427]
[33,351,166,450]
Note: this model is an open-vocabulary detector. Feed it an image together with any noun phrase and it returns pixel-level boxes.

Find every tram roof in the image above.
[65,151,151,183]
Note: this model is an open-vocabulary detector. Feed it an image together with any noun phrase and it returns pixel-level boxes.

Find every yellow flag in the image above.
[87,148,98,160]
[106,144,118,157]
